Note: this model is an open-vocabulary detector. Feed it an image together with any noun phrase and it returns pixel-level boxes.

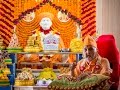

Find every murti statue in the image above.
[19,12,65,68]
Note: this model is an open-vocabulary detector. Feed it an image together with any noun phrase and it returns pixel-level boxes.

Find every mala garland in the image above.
[81,0,96,39]
[0,0,15,45]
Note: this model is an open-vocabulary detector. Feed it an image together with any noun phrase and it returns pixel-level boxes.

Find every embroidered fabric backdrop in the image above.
[0,0,96,48]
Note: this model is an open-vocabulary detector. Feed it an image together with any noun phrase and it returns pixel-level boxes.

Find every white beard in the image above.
[41,26,50,30]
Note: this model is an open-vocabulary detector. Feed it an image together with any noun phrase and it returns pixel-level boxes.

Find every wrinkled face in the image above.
[39,17,52,30]
[83,45,97,61]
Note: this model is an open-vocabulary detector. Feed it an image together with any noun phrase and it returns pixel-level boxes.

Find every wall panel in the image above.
[96,0,120,50]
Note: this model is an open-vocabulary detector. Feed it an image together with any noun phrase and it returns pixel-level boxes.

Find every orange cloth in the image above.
[84,35,97,48]
[39,12,54,21]
[74,56,112,77]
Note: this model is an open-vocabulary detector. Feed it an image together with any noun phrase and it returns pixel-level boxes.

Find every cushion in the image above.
[48,74,112,90]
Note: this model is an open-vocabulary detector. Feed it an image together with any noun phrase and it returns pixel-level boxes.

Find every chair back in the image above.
[97,34,120,90]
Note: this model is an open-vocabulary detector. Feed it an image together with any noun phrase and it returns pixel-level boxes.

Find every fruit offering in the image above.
[36,67,57,86]
[70,38,84,52]
[0,63,11,75]
[0,71,10,86]
[37,68,57,80]
[15,68,34,86]
[2,67,11,75]
[24,29,43,52]
[0,64,10,86]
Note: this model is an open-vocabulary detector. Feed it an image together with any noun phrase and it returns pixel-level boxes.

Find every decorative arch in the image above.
[13,0,82,48]
[0,0,96,48]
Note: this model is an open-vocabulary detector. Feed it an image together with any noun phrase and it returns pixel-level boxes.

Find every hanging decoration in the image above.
[81,0,96,39]
[13,0,82,25]
[12,0,82,48]
[57,11,70,23]
[0,0,96,48]
[15,5,77,48]
[0,0,15,46]
[22,11,36,22]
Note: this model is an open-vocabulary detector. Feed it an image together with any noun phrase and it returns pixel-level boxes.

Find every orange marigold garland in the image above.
[13,0,82,48]
[0,0,15,46]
